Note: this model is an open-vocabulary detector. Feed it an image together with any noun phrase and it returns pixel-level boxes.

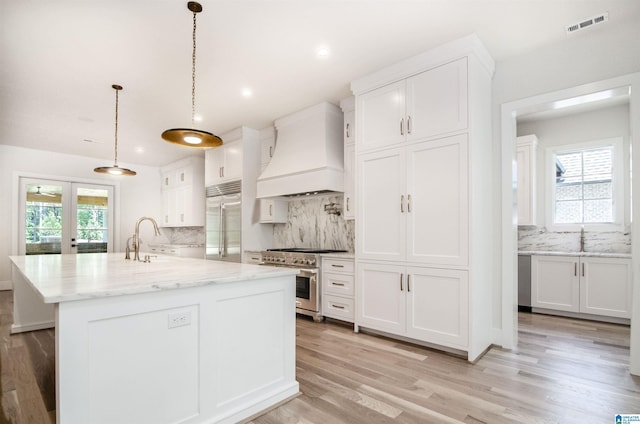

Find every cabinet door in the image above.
[356,148,405,261]
[356,262,405,334]
[162,190,171,226]
[222,141,243,181]
[343,143,356,220]
[261,136,275,169]
[343,109,355,145]
[406,134,468,265]
[205,148,224,187]
[357,80,405,151]
[516,138,536,226]
[580,257,632,318]
[259,199,287,223]
[406,58,468,141]
[406,267,468,350]
[531,255,580,312]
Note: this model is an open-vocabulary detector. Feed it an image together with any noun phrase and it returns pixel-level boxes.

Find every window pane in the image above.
[76,188,109,253]
[554,145,614,225]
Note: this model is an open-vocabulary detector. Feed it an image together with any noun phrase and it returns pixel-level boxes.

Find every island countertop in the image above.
[9,253,297,304]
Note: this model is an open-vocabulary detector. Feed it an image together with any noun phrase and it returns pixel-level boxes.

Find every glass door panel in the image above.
[72,184,114,254]
[19,178,114,256]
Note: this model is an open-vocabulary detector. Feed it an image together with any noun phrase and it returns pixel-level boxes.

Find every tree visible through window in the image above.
[554,146,613,224]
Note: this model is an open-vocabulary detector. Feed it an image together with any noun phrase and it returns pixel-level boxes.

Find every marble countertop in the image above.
[519,250,631,259]
[148,243,204,248]
[9,253,297,304]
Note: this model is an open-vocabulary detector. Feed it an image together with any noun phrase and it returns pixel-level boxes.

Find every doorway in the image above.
[501,73,640,375]
[18,177,115,256]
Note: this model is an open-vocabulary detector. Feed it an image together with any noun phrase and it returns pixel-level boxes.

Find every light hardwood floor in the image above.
[1,290,638,424]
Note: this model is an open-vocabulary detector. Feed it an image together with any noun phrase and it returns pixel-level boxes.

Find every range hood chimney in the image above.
[257,102,344,198]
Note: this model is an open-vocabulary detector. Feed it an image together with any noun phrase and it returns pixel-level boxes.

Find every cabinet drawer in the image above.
[322,259,354,273]
[323,272,354,296]
[322,295,354,322]
[149,246,179,256]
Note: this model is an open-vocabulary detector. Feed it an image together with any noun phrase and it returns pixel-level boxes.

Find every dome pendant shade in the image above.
[162,1,222,148]
[162,128,222,148]
[94,84,136,176]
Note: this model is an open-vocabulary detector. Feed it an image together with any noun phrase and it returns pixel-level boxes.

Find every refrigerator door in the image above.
[206,194,241,262]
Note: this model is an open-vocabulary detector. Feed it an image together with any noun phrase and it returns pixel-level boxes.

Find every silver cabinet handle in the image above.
[269,204,273,216]
[332,282,345,286]
[180,213,184,222]
[346,123,350,138]
[269,146,273,158]
[582,262,585,277]
[180,172,185,182]
[331,264,344,268]
[407,115,412,134]
[574,262,577,276]
[400,118,404,136]
[346,197,350,212]
[407,194,411,213]
[219,167,222,178]
[331,304,345,310]
[407,274,411,292]
[400,195,404,213]
[400,273,403,291]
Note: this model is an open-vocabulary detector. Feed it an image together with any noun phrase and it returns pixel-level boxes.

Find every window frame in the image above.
[545,137,624,231]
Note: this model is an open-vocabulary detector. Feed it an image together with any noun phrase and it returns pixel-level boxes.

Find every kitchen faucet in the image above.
[133,217,161,261]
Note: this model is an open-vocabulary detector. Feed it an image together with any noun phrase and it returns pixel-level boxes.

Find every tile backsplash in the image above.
[158,226,205,245]
[273,194,355,252]
[518,225,631,253]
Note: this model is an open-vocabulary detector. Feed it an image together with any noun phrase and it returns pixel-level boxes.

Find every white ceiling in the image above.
[2,0,639,167]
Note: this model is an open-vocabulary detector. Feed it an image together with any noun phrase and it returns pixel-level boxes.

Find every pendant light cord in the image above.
[191,8,197,128]
[114,86,120,166]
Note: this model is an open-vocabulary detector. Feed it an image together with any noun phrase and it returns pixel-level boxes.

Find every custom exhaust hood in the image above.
[257,102,344,198]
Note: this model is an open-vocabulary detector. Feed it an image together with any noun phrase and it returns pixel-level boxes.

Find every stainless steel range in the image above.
[260,248,347,321]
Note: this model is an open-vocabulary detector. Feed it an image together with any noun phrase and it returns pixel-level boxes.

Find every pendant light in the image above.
[94,84,137,176]
[161,1,222,148]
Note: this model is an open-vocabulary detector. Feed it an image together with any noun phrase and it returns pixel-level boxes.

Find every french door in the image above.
[18,177,115,255]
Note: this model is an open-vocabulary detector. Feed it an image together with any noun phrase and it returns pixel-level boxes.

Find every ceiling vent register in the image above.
[565,12,609,35]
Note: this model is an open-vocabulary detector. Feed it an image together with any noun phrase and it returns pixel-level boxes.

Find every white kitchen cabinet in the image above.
[357,133,468,266]
[322,257,355,323]
[352,35,494,361]
[204,139,243,186]
[260,127,276,172]
[356,57,468,152]
[532,255,632,319]
[259,198,288,223]
[516,135,537,225]
[341,97,356,221]
[160,157,204,227]
[356,262,469,350]
[343,143,356,220]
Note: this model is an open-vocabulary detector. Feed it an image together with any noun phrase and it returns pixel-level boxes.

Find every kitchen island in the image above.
[9,253,299,424]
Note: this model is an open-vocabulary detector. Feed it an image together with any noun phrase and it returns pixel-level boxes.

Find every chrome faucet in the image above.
[133,217,161,261]
[124,234,134,260]
[580,226,585,252]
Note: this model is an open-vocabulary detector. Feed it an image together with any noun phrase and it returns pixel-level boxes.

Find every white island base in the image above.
[10,254,299,424]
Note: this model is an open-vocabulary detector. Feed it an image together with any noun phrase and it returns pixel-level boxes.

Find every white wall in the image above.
[0,145,163,288]
[518,103,631,227]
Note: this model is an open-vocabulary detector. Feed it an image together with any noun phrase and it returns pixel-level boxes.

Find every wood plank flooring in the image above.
[1,289,638,423]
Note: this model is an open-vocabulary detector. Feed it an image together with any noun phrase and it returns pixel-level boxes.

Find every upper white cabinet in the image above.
[205,139,243,186]
[352,34,494,360]
[356,57,468,152]
[340,96,356,220]
[516,135,537,226]
[531,254,632,319]
[160,157,205,227]
[259,198,288,224]
[260,126,276,172]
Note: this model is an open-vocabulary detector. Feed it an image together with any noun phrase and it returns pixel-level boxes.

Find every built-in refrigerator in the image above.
[205,181,241,262]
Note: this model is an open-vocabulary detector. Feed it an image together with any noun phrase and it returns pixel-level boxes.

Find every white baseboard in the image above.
[0,280,12,291]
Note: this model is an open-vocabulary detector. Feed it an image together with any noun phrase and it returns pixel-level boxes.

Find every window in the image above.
[548,138,623,228]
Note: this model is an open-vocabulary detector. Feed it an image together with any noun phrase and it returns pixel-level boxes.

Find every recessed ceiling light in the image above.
[316,46,330,58]
[193,114,203,122]
[241,87,253,98]
[135,147,145,154]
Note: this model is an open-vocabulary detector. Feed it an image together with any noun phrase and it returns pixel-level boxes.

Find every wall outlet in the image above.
[168,311,191,329]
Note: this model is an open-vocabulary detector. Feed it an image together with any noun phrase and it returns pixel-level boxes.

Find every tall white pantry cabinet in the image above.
[351,35,495,361]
